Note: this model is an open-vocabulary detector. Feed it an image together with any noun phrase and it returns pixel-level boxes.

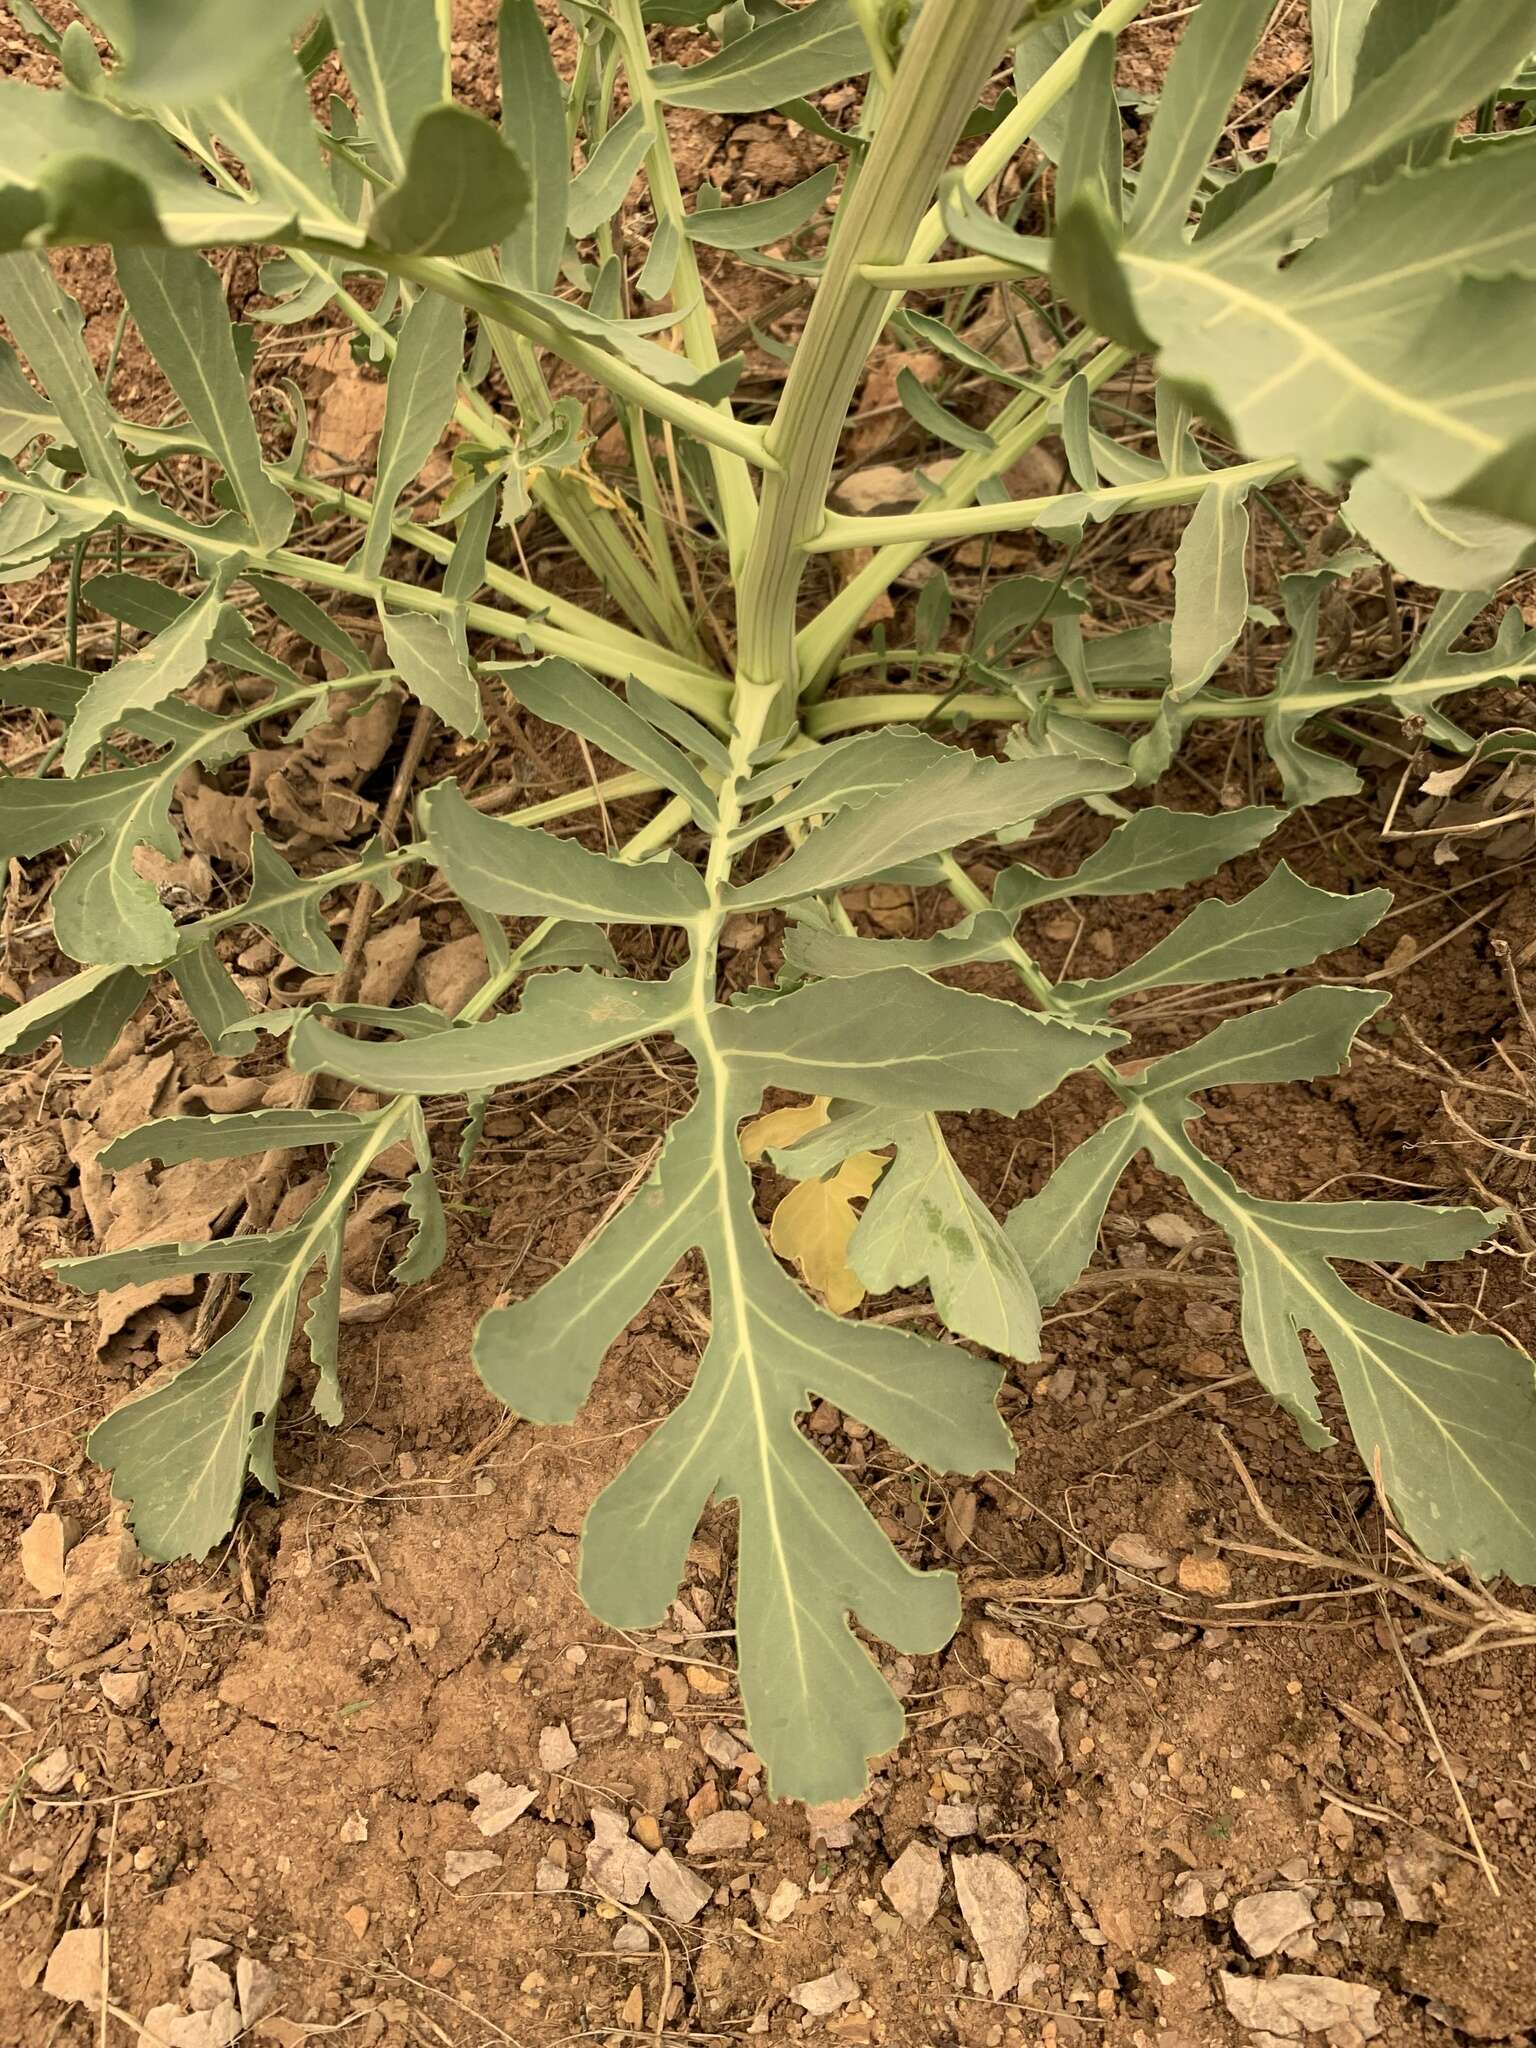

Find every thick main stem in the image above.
[729,0,1020,731]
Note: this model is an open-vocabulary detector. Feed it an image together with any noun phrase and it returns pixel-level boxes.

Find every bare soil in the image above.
[3,7,1536,2047]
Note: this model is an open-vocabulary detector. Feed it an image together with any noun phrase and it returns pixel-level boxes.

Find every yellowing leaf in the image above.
[740,1095,834,1160]
[768,1151,888,1314]
[741,1095,887,1312]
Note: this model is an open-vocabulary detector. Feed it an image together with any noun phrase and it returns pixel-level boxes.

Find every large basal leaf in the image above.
[780,1110,1042,1360]
[294,911,1118,1796]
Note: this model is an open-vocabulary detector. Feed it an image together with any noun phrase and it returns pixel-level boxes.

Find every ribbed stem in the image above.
[728,0,1020,731]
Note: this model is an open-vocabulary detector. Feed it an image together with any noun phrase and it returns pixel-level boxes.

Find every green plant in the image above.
[3,0,1536,1800]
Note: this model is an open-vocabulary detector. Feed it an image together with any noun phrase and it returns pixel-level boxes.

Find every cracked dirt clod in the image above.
[686,1808,752,1857]
[1232,1889,1315,1958]
[538,1723,578,1772]
[882,1841,944,1928]
[1001,1686,1064,1771]
[790,1968,859,2016]
[1385,1848,1446,1922]
[29,1745,73,1793]
[587,1807,655,1905]
[647,1847,713,1923]
[465,1770,536,1836]
[42,1927,104,2009]
[236,1955,280,2027]
[953,1852,1030,2000]
[1219,1971,1382,2039]
[19,1510,77,1597]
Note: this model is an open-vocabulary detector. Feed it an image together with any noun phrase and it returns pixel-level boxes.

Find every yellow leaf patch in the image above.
[740,1096,888,1313]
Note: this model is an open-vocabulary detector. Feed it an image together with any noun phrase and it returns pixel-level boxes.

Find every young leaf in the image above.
[1055,25,1122,228]
[512,659,717,824]
[568,104,654,239]
[650,0,867,111]
[241,832,345,974]
[1262,562,1367,805]
[1169,474,1252,697]
[898,367,995,454]
[361,292,466,581]
[849,1114,1041,1359]
[498,0,568,292]
[170,943,256,1051]
[685,165,838,249]
[1005,1115,1143,1309]
[115,248,295,550]
[738,729,956,844]
[379,608,486,740]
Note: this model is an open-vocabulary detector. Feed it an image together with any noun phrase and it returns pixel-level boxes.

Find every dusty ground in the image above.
[3,4,1536,2046]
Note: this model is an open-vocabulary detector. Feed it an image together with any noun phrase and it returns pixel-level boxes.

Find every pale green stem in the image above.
[152,102,689,650]
[99,407,658,667]
[796,335,1124,691]
[730,0,1023,728]
[454,252,706,658]
[901,0,1156,273]
[377,251,776,473]
[849,0,897,91]
[807,648,1518,737]
[611,0,760,573]
[1,464,726,715]
[626,418,700,643]
[284,468,721,684]
[858,255,1022,288]
[808,456,1296,549]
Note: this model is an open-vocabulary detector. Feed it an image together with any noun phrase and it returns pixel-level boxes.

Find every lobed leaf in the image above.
[59,1104,422,1559]
[727,753,1127,908]
[422,781,709,925]
[996,805,1286,912]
